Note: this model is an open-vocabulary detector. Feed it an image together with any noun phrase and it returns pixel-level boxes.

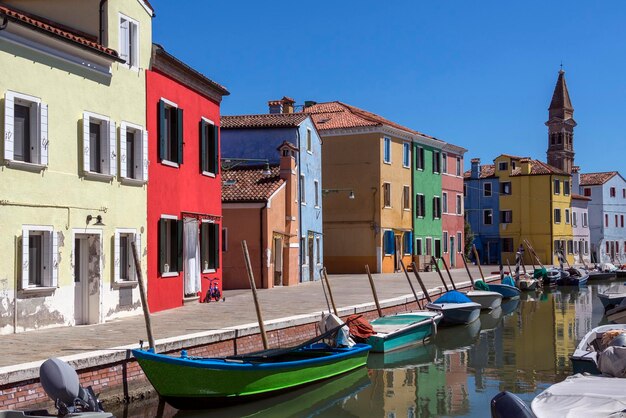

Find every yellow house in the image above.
[0,0,152,334]
[495,155,574,265]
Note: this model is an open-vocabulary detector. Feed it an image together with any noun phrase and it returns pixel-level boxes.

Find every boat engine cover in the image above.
[40,358,80,405]
[490,391,536,418]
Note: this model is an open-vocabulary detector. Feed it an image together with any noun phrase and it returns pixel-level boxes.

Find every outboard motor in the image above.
[40,358,105,415]
[491,391,536,418]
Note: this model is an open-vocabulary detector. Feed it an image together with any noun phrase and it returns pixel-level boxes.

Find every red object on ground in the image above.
[346,314,375,339]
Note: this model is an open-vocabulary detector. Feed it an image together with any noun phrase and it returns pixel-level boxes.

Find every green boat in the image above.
[132,342,370,409]
[366,311,443,353]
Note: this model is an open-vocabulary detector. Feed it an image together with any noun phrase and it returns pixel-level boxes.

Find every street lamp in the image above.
[221,157,272,176]
[322,188,355,199]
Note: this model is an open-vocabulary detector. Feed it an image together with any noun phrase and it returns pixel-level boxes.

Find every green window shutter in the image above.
[177,108,184,164]
[158,218,166,274]
[212,125,219,175]
[158,101,166,161]
[212,223,220,269]
[176,219,184,272]
[200,120,206,173]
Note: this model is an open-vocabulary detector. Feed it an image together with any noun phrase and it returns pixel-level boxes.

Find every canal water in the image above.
[112,281,613,418]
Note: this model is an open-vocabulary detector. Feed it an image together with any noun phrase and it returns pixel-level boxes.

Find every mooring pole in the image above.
[365,265,383,317]
[131,241,155,351]
[411,263,432,303]
[431,256,449,292]
[440,256,457,290]
[400,259,422,309]
[242,240,269,350]
[322,267,338,316]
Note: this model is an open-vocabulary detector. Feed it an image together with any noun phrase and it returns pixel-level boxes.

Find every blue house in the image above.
[221,97,323,282]
[464,158,501,264]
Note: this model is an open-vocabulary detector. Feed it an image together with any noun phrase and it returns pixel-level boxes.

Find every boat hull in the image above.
[486,283,521,299]
[570,324,626,375]
[465,290,503,310]
[132,344,370,408]
[518,279,539,291]
[367,312,442,353]
[425,302,481,325]
[599,293,626,311]
[587,271,617,281]
[556,274,589,287]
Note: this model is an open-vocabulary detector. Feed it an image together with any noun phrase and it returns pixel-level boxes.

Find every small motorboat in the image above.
[517,274,540,291]
[476,277,521,299]
[425,290,482,325]
[587,270,617,281]
[367,311,443,353]
[465,289,503,310]
[598,283,626,311]
[555,268,589,286]
[607,298,626,323]
[570,324,626,374]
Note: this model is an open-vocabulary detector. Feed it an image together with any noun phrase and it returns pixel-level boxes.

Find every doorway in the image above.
[450,236,456,267]
[308,232,314,281]
[273,237,283,286]
[74,234,100,325]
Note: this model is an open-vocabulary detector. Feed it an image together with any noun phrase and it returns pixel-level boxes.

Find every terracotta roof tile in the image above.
[510,159,569,176]
[579,171,618,186]
[221,113,309,129]
[572,193,592,201]
[463,164,495,179]
[0,4,120,60]
[221,166,284,202]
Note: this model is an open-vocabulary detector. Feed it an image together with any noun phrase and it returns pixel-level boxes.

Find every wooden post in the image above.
[524,239,544,269]
[440,256,457,290]
[461,254,475,286]
[431,256,448,292]
[242,240,269,350]
[506,258,515,279]
[321,267,338,316]
[400,259,421,309]
[411,264,432,303]
[131,241,155,352]
[472,244,486,281]
[365,265,383,317]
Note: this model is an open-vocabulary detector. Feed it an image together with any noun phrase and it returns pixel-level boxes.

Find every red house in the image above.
[146,44,229,312]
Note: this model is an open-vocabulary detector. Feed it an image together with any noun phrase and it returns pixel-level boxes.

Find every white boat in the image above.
[465,290,503,310]
[570,324,626,374]
[607,299,626,323]
[598,283,626,311]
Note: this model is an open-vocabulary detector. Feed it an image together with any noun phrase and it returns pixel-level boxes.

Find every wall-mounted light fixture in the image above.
[86,214,105,226]
[221,157,272,176]
[322,188,355,199]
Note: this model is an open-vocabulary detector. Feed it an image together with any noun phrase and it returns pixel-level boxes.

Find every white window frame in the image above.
[456,157,461,176]
[4,91,48,169]
[565,209,571,224]
[200,219,219,273]
[416,193,425,218]
[120,121,148,183]
[383,137,391,164]
[416,147,424,170]
[415,238,423,255]
[402,142,410,168]
[306,128,312,153]
[114,228,139,283]
[119,13,140,70]
[301,235,308,266]
[442,192,448,214]
[457,232,463,253]
[21,225,58,290]
[160,214,179,277]
[201,116,217,177]
[443,231,449,253]
[483,183,492,197]
[433,195,441,219]
[554,179,561,195]
[456,194,463,215]
[554,208,562,224]
[300,174,306,205]
[314,180,320,208]
[425,237,433,256]
[583,212,588,227]
[83,111,116,179]
[572,211,578,227]
[160,97,180,168]
[441,152,447,174]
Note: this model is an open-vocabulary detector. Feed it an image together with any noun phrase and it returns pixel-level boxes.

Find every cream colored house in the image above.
[0,0,152,334]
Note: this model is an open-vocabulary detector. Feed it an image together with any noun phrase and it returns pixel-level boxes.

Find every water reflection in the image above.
[112,282,613,418]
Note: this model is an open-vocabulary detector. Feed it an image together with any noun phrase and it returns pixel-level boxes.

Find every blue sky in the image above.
[150,0,626,173]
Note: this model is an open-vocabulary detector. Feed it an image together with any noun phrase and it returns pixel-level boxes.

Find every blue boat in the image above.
[425,291,481,325]
[366,311,443,353]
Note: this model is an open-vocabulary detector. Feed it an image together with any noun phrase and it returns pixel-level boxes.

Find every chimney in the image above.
[470,158,480,179]
[520,158,531,175]
[571,165,581,191]
[268,100,282,114]
[278,142,298,219]
[268,96,296,114]
[281,96,295,114]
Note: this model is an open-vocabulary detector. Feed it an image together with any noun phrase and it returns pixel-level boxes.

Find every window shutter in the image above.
[134,233,141,281]
[51,231,58,287]
[4,92,14,161]
[407,232,413,254]
[213,125,219,174]
[177,108,184,164]
[158,100,166,161]
[119,124,127,178]
[213,224,220,268]
[176,219,184,272]
[200,120,206,173]
[40,102,48,165]
[119,18,129,63]
[158,219,166,274]
[114,231,120,282]
[21,228,29,289]
[82,113,90,172]
[109,121,117,176]
[142,129,148,181]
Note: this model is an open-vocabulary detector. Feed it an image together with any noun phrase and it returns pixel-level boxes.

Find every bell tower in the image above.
[546,69,576,173]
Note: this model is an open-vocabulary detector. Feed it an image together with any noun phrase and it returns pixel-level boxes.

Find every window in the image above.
[425,237,432,256]
[554,208,561,224]
[606,214,609,227]
[314,180,320,207]
[441,153,447,174]
[433,196,441,219]
[306,128,312,152]
[300,175,306,205]
[383,183,391,208]
[583,188,591,197]
[443,231,448,253]
[567,240,574,254]
[502,238,514,252]
[316,236,321,264]
[200,118,218,176]
[415,238,423,255]
[158,99,183,165]
[403,186,410,210]
[416,194,425,217]
[222,228,228,252]
[119,14,139,68]
[434,239,441,258]
[21,226,58,289]
[623,189,626,199]
[584,240,589,254]
[611,187,617,198]
[483,183,492,197]
[500,182,512,195]
[442,192,448,214]
[403,232,413,255]
[201,222,220,272]
[500,210,513,223]
[433,151,441,173]
[457,232,462,253]
[456,195,462,215]
[158,216,182,275]
[4,91,48,166]
[120,122,148,181]
[564,181,570,196]
[583,213,588,227]
[463,183,467,195]
[622,215,625,228]
[565,209,570,224]
[114,230,139,282]
[301,236,307,265]
[616,215,619,227]
[416,147,424,170]
[403,142,410,168]
[383,230,395,255]
[572,212,578,227]
[553,179,560,195]
[498,162,508,171]
[483,209,493,225]
[383,137,391,163]
[456,157,461,176]
[82,112,115,176]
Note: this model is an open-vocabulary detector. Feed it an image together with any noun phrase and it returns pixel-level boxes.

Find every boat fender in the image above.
[490,391,536,418]
[430,317,438,336]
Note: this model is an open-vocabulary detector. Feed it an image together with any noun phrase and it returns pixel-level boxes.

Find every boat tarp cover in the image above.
[434,291,472,304]
[502,276,516,287]
[531,374,626,417]
[598,346,626,377]
[474,280,490,291]
[533,267,547,279]
[346,314,375,340]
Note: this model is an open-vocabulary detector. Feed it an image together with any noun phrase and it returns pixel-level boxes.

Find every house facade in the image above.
[0,0,153,334]
[440,144,467,268]
[222,146,299,289]
[571,192,591,264]
[221,103,323,282]
[145,44,228,312]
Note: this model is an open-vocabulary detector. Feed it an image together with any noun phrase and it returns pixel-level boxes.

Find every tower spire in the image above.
[546,69,576,173]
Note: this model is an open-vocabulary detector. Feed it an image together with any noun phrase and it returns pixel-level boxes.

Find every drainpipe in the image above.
[99,0,108,44]
[296,128,302,282]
